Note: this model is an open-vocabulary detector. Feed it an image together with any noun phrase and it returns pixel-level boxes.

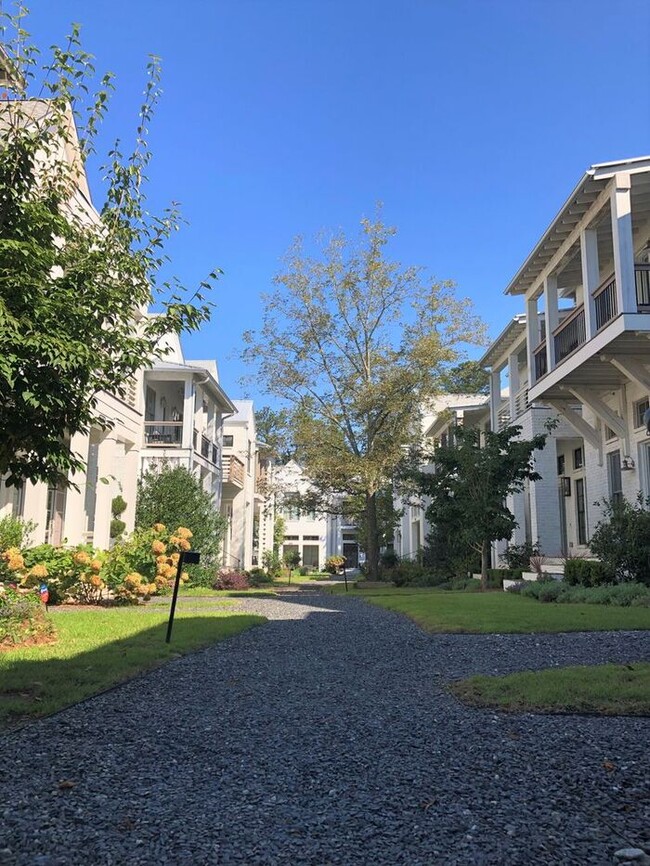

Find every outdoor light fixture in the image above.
[561,476,572,497]
[621,455,636,471]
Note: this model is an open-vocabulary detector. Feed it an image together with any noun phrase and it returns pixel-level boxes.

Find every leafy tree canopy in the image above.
[410,424,548,587]
[242,213,485,578]
[0,9,216,487]
[439,360,489,395]
[255,406,293,463]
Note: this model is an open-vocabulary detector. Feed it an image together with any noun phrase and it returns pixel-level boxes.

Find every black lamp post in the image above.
[166,549,200,643]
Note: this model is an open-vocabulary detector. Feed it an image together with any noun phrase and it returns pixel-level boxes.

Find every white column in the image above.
[489,369,500,431]
[611,172,636,314]
[93,435,117,550]
[62,431,91,545]
[580,227,600,338]
[544,275,559,373]
[526,297,539,384]
[508,352,520,422]
[182,377,194,449]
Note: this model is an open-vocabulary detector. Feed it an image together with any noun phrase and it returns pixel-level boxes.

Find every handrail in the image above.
[552,303,584,337]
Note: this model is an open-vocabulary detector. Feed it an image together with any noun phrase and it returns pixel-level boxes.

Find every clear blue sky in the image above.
[27,0,650,405]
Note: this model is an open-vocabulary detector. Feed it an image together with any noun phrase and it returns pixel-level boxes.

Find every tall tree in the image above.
[242,214,485,579]
[439,360,489,395]
[254,406,293,463]
[412,424,547,588]
[0,10,215,487]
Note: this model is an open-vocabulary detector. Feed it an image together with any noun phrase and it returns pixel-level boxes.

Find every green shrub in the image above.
[0,515,36,553]
[387,561,439,587]
[487,568,523,588]
[262,550,283,579]
[380,550,399,569]
[522,580,650,606]
[248,567,274,587]
[589,495,650,585]
[500,541,540,570]
[298,566,309,576]
[537,581,563,603]
[0,586,55,646]
[324,555,345,575]
[564,558,614,587]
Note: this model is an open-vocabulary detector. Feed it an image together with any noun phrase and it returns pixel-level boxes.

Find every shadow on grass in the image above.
[0,612,264,729]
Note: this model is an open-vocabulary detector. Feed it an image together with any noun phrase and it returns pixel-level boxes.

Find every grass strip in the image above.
[359,588,650,633]
[0,608,265,728]
[449,663,650,715]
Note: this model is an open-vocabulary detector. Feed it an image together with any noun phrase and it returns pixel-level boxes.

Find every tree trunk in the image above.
[365,490,380,580]
[481,539,490,591]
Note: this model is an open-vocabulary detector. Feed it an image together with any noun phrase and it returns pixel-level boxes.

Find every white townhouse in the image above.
[502,156,650,549]
[273,460,359,570]
[220,401,274,571]
[0,100,144,549]
[393,395,489,562]
[140,331,237,503]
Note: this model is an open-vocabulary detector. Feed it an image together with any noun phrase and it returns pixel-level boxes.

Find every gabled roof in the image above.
[480,314,527,369]
[504,156,650,297]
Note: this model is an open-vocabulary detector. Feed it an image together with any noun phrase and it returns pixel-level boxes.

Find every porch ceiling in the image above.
[506,160,650,297]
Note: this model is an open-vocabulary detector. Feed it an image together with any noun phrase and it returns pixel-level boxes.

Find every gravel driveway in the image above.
[1,592,649,866]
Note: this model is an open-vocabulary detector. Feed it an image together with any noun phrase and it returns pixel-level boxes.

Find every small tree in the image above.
[273,516,286,554]
[589,494,650,586]
[283,549,301,584]
[0,11,215,487]
[410,424,548,589]
[135,465,226,584]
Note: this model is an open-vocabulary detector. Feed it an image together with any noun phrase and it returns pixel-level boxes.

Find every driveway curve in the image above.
[1,592,648,866]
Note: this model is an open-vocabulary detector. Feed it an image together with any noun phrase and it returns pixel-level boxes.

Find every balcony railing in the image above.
[514,385,530,418]
[144,421,183,446]
[497,403,510,432]
[534,341,547,380]
[593,265,650,330]
[554,305,586,363]
[222,454,245,487]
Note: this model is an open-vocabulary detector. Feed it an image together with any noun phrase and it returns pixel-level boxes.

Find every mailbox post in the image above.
[166,549,200,644]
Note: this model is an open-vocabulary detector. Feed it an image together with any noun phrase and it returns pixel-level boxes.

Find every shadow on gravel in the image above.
[0,613,263,729]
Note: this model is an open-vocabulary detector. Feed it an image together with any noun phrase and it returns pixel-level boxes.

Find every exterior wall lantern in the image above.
[621,455,636,471]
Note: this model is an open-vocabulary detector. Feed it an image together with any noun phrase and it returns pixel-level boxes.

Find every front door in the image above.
[343,542,359,568]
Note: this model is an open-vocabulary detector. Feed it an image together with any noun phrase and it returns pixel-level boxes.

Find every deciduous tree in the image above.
[412,424,548,588]
[0,9,215,487]
[242,214,484,579]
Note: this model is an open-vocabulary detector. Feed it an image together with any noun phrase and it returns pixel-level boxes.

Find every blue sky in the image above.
[27,0,650,405]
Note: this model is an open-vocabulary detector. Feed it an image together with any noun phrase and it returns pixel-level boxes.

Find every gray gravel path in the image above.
[1,592,649,866]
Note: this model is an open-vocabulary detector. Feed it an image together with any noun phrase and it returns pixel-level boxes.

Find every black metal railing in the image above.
[534,342,547,380]
[144,421,183,446]
[594,277,617,330]
[554,306,586,363]
[636,264,650,310]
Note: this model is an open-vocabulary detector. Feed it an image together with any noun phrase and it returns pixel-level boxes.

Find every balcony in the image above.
[222,454,245,489]
[144,421,183,446]
[554,305,586,364]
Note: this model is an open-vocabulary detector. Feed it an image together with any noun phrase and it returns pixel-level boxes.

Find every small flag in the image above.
[39,583,49,605]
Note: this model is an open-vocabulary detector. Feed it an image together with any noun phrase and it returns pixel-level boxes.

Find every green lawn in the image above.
[450,663,650,715]
[355,588,650,633]
[0,607,265,728]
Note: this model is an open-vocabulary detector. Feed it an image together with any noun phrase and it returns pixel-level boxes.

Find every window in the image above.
[302,545,319,569]
[557,455,565,475]
[302,535,319,541]
[575,478,588,545]
[634,397,650,429]
[573,447,583,470]
[12,482,25,518]
[223,435,234,447]
[145,386,157,422]
[283,535,299,541]
[607,450,623,503]
[604,425,617,442]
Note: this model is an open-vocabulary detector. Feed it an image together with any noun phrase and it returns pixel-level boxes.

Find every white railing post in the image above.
[508,352,520,422]
[580,227,599,338]
[544,275,558,373]
[489,369,500,432]
[526,297,539,384]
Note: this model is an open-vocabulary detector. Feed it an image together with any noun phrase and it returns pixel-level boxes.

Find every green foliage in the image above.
[283,549,301,569]
[273,516,286,553]
[0,514,35,552]
[500,542,540,571]
[0,10,215,487]
[110,518,126,540]
[439,360,489,395]
[387,561,440,587]
[262,550,283,579]
[520,580,650,607]
[487,568,523,587]
[563,558,613,587]
[422,524,479,582]
[248,566,275,587]
[324,554,345,575]
[136,465,226,575]
[255,406,293,463]
[411,424,548,587]
[242,213,485,579]
[589,495,650,586]
[0,585,54,646]
[380,549,399,569]
[21,543,101,604]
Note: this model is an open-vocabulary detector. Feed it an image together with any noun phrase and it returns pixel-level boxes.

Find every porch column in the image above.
[611,172,636,313]
[93,435,118,550]
[489,369,500,431]
[182,377,194,449]
[526,297,539,384]
[508,352,520,423]
[544,275,559,373]
[580,227,600,338]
